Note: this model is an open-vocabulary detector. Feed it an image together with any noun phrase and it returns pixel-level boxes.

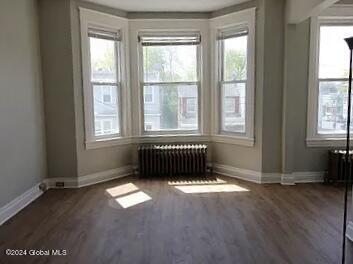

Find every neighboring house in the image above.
[93,70,119,135]
[144,85,198,131]
[223,85,246,131]
[318,82,348,133]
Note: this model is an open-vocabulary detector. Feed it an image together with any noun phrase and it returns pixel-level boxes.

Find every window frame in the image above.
[88,28,122,140]
[218,27,248,135]
[80,8,132,149]
[210,8,256,147]
[138,31,202,135]
[307,7,353,147]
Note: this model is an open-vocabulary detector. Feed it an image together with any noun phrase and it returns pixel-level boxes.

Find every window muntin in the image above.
[219,29,248,134]
[140,33,200,133]
[89,29,121,137]
[317,25,353,135]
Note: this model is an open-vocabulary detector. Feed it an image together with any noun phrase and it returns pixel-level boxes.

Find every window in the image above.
[139,33,200,133]
[307,14,353,146]
[95,119,115,135]
[89,29,121,138]
[80,8,130,149]
[219,28,248,134]
[225,96,240,114]
[318,25,353,134]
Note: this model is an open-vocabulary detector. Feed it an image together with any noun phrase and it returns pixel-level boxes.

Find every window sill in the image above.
[135,134,210,144]
[86,137,133,150]
[306,137,353,147]
[212,135,255,147]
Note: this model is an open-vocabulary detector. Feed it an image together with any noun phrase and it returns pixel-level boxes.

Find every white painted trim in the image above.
[0,184,43,225]
[45,165,134,189]
[135,134,210,144]
[306,138,353,147]
[347,221,353,242]
[212,135,254,146]
[282,172,324,185]
[213,163,324,184]
[306,8,353,147]
[78,166,133,187]
[281,173,296,185]
[80,8,132,149]
[86,136,133,149]
[213,164,262,183]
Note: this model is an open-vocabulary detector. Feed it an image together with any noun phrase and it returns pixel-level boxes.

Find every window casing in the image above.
[307,14,353,146]
[219,28,249,135]
[138,33,201,134]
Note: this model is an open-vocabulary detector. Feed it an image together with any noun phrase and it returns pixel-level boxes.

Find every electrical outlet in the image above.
[55,182,64,188]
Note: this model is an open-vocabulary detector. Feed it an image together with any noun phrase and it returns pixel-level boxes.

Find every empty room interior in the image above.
[1,0,353,263]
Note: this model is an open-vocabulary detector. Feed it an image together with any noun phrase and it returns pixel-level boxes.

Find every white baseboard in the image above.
[213,164,262,183]
[213,163,324,185]
[45,165,133,189]
[0,183,43,225]
[0,166,133,225]
[293,171,325,183]
[347,221,353,242]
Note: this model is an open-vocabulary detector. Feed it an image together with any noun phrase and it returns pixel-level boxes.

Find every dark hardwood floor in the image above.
[0,175,349,264]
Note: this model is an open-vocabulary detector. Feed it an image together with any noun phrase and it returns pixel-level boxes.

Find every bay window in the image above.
[139,33,201,133]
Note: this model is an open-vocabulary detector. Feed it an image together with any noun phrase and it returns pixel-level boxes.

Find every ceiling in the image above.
[83,0,252,12]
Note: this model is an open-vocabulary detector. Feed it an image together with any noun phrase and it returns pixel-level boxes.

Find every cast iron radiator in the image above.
[138,144,207,177]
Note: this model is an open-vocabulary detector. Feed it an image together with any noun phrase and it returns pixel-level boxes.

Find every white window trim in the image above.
[210,8,256,147]
[137,31,202,136]
[307,5,353,147]
[80,8,131,150]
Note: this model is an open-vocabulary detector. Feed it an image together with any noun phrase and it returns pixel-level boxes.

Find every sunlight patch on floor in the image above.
[106,183,139,197]
[174,184,249,194]
[106,183,152,209]
[115,191,152,208]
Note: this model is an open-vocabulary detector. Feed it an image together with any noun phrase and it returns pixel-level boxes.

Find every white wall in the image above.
[0,0,46,207]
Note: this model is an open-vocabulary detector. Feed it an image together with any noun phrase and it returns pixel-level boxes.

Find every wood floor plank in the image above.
[0,175,349,264]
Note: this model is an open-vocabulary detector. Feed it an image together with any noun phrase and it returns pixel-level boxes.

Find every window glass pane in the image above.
[222,83,246,133]
[223,35,247,81]
[93,85,119,136]
[319,25,353,79]
[143,84,198,131]
[318,81,353,134]
[144,86,153,103]
[143,45,197,82]
[90,37,117,82]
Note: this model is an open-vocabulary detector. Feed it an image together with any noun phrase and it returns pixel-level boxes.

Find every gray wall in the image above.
[212,0,285,173]
[38,0,78,179]
[283,19,330,173]
[261,0,285,173]
[0,0,46,207]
